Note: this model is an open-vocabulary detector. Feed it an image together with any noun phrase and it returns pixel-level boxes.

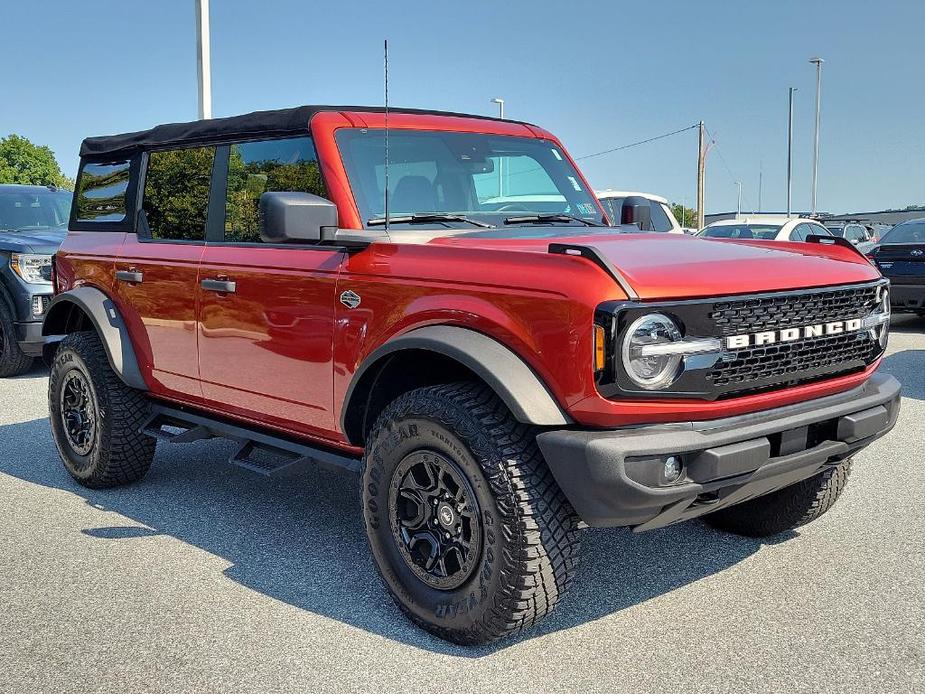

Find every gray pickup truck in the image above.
[0,184,70,376]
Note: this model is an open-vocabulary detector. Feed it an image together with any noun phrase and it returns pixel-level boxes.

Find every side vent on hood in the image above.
[805,234,869,260]
[548,243,638,299]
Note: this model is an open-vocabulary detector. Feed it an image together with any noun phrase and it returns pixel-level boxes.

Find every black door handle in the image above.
[115,270,143,283]
[201,278,237,293]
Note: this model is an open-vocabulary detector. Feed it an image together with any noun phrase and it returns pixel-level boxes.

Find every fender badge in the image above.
[339,290,361,309]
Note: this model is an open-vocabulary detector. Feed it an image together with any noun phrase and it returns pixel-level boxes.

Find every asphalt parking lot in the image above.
[1,316,923,694]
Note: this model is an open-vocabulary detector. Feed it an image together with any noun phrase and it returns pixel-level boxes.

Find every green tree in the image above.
[0,134,74,189]
[670,202,698,228]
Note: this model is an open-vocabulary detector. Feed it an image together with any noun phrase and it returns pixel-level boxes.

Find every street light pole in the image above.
[735,182,742,218]
[787,87,796,216]
[809,57,824,215]
[696,121,706,229]
[491,98,505,196]
[195,0,212,120]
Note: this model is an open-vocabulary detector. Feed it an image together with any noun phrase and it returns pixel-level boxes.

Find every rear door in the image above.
[197,136,346,439]
[113,145,215,400]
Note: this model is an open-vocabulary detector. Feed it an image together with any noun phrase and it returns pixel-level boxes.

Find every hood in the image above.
[0,226,67,255]
[431,229,881,300]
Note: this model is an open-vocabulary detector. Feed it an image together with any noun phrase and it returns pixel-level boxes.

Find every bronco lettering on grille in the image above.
[725,318,863,350]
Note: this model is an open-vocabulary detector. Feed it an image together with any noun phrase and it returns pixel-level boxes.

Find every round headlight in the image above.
[621,313,683,390]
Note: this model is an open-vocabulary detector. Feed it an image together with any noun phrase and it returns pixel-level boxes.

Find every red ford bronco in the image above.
[43,106,899,645]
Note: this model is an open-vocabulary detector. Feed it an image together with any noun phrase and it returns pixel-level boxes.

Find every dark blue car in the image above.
[0,184,70,375]
[868,217,925,316]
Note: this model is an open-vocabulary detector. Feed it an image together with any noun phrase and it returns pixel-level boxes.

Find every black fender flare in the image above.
[342,325,571,434]
[42,287,147,391]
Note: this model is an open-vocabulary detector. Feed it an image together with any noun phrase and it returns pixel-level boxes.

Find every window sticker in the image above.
[551,148,563,160]
[567,176,582,192]
[576,202,597,216]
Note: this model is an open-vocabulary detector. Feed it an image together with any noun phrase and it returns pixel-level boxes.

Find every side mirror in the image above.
[621,196,652,230]
[259,192,337,243]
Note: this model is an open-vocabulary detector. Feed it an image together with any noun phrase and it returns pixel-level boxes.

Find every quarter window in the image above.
[142,146,216,241]
[76,160,131,222]
[224,137,326,243]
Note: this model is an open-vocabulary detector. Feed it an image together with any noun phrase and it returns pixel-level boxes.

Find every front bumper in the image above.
[537,372,901,530]
[14,320,45,357]
[889,283,924,311]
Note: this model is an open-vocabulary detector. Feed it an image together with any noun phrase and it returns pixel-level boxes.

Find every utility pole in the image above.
[195,0,212,119]
[809,57,824,215]
[787,88,796,216]
[758,161,763,213]
[696,121,705,229]
[735,182,742,218]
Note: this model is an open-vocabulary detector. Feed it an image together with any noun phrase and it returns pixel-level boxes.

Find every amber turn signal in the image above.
[594,324,607,372]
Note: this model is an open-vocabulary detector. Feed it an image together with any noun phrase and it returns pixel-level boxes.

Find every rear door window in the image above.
[142,146,216,241]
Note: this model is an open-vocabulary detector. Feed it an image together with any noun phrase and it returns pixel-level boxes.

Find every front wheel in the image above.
[361,382,581,645]
[704,459,852,537]
[48,331,155,488]
[0,302,33,377]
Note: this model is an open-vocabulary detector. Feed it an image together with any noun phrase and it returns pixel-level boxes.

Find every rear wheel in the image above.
[48,331,155,488]
[0,302,33,377]
[361,382,581,645]
[704,459,852,537]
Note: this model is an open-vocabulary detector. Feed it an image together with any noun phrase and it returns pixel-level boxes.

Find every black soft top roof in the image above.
[79,105,521,159]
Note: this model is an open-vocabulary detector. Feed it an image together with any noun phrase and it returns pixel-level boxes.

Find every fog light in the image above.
[663,456,683,483]
[32,295,50,317]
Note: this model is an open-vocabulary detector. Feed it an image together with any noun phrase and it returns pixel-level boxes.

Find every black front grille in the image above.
[707,330,877,390]
[710,284,880,337]
[596,281,887,401]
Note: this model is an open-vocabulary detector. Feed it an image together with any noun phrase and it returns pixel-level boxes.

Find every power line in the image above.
[704,125,753,211]
[575,123,701,161]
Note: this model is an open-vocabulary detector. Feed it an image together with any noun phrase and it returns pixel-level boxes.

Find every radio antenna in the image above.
[384,39,390,231]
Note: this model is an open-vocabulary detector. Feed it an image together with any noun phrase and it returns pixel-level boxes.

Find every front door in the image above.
[196,136,345,439]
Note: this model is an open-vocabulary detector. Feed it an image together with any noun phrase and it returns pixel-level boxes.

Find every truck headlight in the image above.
[621,313,684,389]
[861,285,890,349]
[11,253,53,285]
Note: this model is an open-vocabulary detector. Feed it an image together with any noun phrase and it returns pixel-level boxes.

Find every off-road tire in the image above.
[704,459,852,537]
[48,331,155,488]
[361,382,581,645]
[0,302,33,377]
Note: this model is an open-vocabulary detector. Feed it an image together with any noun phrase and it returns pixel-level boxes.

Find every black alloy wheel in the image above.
[59,368,97,458]
[389,450,481,590]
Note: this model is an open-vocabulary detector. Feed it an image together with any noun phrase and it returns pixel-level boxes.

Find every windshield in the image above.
[336,129,604,228]
[0,189,71,232]
[701,223,782,239]
[881,220,925,244]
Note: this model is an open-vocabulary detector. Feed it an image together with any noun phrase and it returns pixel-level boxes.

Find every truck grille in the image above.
[707,331,877,390]
[709,284,880,337]
[597,281,887,401]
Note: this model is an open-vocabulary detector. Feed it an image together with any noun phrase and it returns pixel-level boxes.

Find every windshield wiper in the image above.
[503,214,603,227]
[367,213,494,228]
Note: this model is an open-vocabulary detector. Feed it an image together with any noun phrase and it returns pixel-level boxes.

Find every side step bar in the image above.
[140,404,361,476]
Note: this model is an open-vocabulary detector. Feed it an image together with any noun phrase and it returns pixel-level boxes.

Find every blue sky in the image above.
[4,0,922,214]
